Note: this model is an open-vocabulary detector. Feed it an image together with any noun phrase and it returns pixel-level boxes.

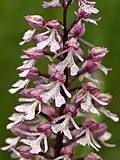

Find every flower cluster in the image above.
[1,0,119,160]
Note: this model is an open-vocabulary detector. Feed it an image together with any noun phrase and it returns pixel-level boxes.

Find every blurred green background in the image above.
[0,0,120,159]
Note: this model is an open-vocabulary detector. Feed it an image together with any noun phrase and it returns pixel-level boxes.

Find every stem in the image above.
[55,1,70,158]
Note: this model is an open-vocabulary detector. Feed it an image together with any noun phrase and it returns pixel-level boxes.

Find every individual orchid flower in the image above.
[9,79,30,94]
[79,47,110,83]
[1,137,20,151]
[76,82,114,116]
[19,29,36,45]
[15,98,41,121]
[21,124,51,154]
[40,81,71,107]
[76,0,99,25]
[42,0,61,8]
[76,119,107,151]
[76,82,101,115]
[37,20,62,52]
[21,134,48,154]
[14,87,44,121]
[55,38,84,76]
[80,47,111,80]
[51,112,79,140]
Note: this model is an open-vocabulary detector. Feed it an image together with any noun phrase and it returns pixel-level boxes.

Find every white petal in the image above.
[1,137,20,151]
[37,40,48,50]
[6,137,20,145]
[77,136,87,146]
[51,123,63,134]
[63,128,72,140]
[50,38,60,52]
[79,74,86,81]
[38,102,42,114]
[91,94,108,106]
[56,62,66,73]
[99,132,116,148]
[100,64,112,76]
[7,113,24,129]
[55,92,66,107]
[19,70,30,78]
[21,139,33,146]
[12,80,24,87]
[56,30,61,42]
[61,83,71,98]
[99,132,112,142]
[70,117,80,130]
[30,137,42,154]
[19,98,35,102]
[75,52,84,62]
[1,145,11,151]
[19,41,25,45]
[41,92,53,104]
[25,101,39,120]
[43,136,48,152]
[89,131,101,150]
[100,107,119,122]
[84,18,98,25]
[52,115,66,124]
[9,79,30,94]
[15,104,30,112]
[70,62,79,76]
[19,29,36,45]
[9,88,21,94]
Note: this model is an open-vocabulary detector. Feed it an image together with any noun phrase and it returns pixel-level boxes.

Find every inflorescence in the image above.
[1,0,119,160]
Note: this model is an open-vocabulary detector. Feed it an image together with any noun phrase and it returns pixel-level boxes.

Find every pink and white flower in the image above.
[21,133,48,154]
[75,82,119,121]
[40,81,71,107]
[76,0,99,25]
[37,20,62,52]
[51,113,79,140]
[55,38,83,76]
[76,119,108,151]
[15,98,42,121]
